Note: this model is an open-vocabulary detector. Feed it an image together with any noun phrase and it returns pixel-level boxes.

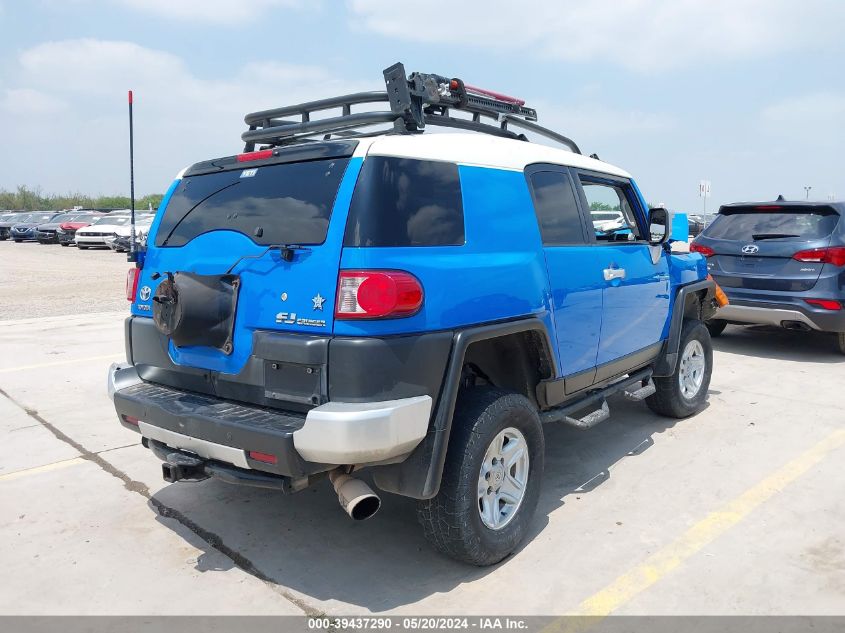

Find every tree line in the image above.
[0,185,163,212]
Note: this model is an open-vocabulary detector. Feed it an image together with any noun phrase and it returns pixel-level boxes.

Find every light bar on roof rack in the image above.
[241,62,581,154]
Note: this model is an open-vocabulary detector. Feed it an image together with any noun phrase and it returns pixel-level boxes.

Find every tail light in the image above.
[792,247,845,267]
[690,242,715,257]
[248,450,278,464]
[237,149,273,162]
[805,299,842,310]
[126,267,141,301]
[335,270,423,319]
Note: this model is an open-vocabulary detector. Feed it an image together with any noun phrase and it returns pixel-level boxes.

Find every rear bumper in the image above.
[715,289,845,332]
[108,363,431,478]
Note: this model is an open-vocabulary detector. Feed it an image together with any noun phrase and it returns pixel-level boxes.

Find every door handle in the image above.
[603,268,626,281]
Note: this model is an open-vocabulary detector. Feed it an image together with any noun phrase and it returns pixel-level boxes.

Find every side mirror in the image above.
[647,207,669,245]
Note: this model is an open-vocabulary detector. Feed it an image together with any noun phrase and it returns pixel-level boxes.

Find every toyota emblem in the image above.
[741,244,759,254]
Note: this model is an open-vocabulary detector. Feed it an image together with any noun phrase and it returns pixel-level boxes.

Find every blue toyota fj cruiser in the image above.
[109,63,719,565]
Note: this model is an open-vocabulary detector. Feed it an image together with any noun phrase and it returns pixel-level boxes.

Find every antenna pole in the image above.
[128,90,137,263]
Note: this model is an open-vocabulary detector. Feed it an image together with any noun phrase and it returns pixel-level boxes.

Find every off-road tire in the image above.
[836,333,845,355]
[647,320,712,418]
[417,388,544,566]
[705,319,727,337]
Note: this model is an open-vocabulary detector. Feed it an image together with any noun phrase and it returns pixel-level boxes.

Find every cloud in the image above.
[760,92,845,148]
[1,39,377,194]
[348,0,845,71]
[1,88,67,114]
[113,0,307,24]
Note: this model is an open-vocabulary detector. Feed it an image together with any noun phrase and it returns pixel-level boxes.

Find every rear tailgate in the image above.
[701,205,840,291]
[129,142,362,408]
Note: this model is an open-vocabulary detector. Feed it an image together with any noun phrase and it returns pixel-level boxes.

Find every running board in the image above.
[540,368,652,430]
[623,379,656,401]
[556,400,610,429]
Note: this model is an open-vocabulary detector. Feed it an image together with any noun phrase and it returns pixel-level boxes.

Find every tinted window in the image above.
[156,158,349,247]
[580,180,643,242]
[704,207,840,241]
[529,171,585,245]
[344,157,464,247]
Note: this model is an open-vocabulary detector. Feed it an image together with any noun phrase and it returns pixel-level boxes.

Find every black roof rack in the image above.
[242,62,581,154]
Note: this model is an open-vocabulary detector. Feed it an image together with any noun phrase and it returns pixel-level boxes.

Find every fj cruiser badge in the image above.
[275,312,326,328]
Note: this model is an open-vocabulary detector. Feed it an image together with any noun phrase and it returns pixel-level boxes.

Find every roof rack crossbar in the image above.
[241,63,582,154]
[500,114,581,154]
[242,112,398,147]
[244,91,389,126]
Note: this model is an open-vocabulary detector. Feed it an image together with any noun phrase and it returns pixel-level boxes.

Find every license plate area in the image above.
[264,360,325,407]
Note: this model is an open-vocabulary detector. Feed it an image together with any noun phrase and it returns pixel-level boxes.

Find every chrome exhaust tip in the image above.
[329,469,381,521]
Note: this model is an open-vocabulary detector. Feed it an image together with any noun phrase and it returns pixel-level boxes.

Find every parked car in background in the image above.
[74,213,135,249]
[57,212,107,246]
[590,209,625,232]
[692,198,845,353]
[105,215,154,252]
[687,214,706,238]
[35,212,103,244]
[0,212,23,240]
[10,212,59,242]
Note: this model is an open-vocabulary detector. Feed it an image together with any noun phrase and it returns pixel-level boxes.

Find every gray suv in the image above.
[692,198,845,353]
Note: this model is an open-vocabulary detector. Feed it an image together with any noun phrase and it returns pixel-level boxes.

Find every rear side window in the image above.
[344,156,464,247]
[528,171,586,245]
[705,206,840,241]
[155,158,349,247]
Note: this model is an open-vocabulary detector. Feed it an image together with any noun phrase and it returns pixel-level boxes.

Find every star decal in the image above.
[312,293,325,311]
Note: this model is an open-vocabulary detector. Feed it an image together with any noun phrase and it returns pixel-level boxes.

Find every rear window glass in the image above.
[156,158,349,247]
[705,207,840,241]
[344,157,464,247]
[529,170,586,245]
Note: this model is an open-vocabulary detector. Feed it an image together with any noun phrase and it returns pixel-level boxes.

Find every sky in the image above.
[0,0,843,212]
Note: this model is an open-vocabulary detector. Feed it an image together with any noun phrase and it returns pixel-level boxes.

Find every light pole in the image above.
[804,186,812,200]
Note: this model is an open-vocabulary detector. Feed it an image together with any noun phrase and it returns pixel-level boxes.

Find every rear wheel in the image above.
[647,320,712,418]
[836,333,845,355]
[417,388,544,566]
[705,319,727,337]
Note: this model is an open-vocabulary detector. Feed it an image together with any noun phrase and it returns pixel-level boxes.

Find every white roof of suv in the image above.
[358,133,631,178]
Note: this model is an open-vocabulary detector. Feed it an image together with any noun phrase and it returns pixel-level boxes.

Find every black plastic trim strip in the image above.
[372,318,555,499]
[653,279,716,377]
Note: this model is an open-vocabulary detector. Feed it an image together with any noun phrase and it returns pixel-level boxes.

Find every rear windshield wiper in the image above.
[751,233,801,241]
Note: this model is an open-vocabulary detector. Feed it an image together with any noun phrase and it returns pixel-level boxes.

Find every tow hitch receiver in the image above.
[160,451,208,483]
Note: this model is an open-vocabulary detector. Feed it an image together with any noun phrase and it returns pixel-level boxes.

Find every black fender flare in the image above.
[652,279,716,377]
[372,318,556,499]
